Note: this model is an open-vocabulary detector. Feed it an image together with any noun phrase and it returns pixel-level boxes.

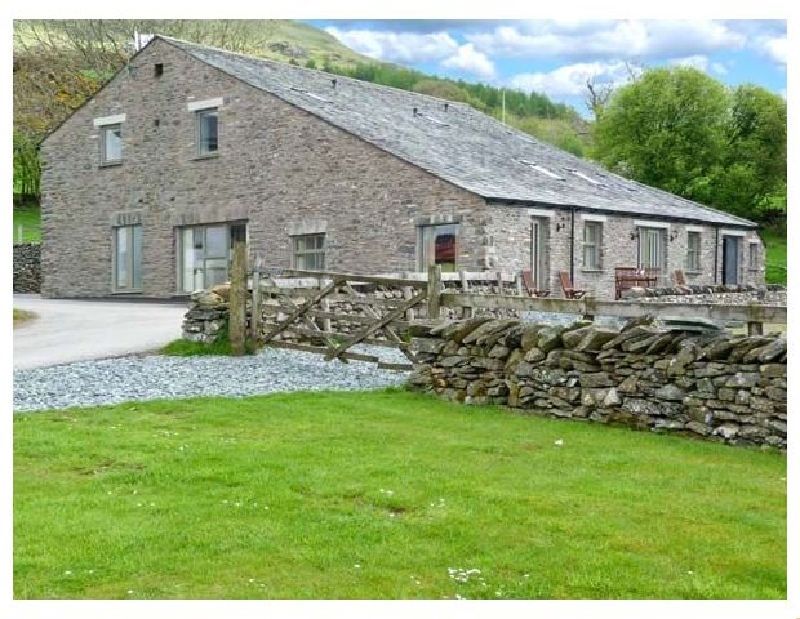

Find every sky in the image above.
[305,19,787,117]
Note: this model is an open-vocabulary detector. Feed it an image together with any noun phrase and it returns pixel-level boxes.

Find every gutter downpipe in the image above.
[570,206,575,285]
[714,226,720,284]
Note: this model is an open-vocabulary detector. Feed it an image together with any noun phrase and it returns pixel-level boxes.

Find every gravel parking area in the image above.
[13,346,410,413]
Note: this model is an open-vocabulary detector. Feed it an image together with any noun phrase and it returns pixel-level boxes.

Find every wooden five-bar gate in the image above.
[251,266,445,371]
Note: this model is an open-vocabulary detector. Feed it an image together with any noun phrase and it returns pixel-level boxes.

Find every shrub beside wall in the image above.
[13,243,41,293]
[409,317,787,449]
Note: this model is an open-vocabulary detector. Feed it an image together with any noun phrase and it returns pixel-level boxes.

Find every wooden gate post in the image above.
[251,263,262,342]
[427,264,442,319]
[229,237,247,356]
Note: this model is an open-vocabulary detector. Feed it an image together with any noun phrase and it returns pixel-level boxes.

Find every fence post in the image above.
[321,297,332,332]
[251,265,262,342]
[747,321,764,336]
[427,264,442,320]
[460,270,472,319]
[404,286,414,322]
[229,236,247,356]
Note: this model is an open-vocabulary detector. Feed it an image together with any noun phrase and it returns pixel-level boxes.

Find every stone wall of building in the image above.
[486,205,765,300]
[40,38,487,299]
[408,317,786,449]
[13,243,41,293]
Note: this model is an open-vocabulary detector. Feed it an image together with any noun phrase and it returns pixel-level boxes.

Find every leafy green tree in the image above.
[593,66,728,196]
[593,66,786,222]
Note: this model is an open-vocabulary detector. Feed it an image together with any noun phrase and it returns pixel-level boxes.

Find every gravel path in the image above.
[13,346,410,413]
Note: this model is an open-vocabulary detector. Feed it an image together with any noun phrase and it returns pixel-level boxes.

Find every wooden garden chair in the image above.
[558,271,586,299]
[521,270,550,297]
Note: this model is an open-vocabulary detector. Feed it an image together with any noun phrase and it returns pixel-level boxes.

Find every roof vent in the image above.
[444,102,449,112]
[332,78,337,89]
[413,106,418,116]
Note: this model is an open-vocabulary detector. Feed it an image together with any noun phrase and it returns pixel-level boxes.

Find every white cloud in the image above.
[440,43,496,79]
[466,20,746,62]
[324,27,458,63]
[508,61,640,97]
[755,35,787,65]
[711,61,728,75]
[668,55,709,72]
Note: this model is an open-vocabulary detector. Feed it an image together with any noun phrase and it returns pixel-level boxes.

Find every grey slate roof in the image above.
[162,36,757,228]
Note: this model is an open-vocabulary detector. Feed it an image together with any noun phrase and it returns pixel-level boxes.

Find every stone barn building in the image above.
[39,36,765,300]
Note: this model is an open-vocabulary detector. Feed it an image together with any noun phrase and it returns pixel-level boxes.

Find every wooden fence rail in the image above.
[238,265,785,363]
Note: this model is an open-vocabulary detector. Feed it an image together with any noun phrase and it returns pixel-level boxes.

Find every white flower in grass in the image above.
[222,500,228,504]
[88,570,94,574]
[235,502,241,508]
[150,503,155,507]
[248,578,254,583]
[137,503,142,507]
[128,590,134,594]
[107,491,112,495]
[554,439,564,446]
[133,490,138,495]
[354,564,361,569]
[687,570,694,575]
[64,570,72,576]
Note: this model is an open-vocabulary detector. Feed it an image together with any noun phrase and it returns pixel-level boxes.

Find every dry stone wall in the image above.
[13,243,41,293]
[409,316,787,449]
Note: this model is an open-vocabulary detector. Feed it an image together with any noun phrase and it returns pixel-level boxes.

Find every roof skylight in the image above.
[565,168,608,188]
[289,86,331,103]
[423,115,449,126]
[520,160,565,181]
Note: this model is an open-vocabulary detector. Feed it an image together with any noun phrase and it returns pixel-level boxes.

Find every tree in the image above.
[592,65,786,222]
[592,66,728,197]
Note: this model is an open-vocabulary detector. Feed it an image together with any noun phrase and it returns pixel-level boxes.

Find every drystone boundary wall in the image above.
[408,316,787,449]
[13,243,41,293]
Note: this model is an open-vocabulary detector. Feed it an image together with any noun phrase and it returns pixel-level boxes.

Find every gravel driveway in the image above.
[13,294,186,370]
[13,346,410,412]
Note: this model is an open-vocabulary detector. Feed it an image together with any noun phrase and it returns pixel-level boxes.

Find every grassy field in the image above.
[761,226,787,285]
[13,390,786,600]
[13,308,37,326]
[12,206,41,243]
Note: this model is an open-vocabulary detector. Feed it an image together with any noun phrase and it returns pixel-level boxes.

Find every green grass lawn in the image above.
[12,205,41,243]
[761,227,787,286]
[13,390,786,600]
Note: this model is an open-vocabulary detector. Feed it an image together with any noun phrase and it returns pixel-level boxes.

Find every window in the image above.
[582,221,603,270]
[101,124,122,165]
[637,227,665,269]
[195,108,218,156]
[686,231,702,272]
[177,222,246,293]
[418,224,458,272]
[292,234,326,270]
[114,225,142,291]
[749,242,760,270]
[154,63,164,77]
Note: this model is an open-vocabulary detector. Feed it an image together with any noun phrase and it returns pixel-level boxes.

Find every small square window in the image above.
[100,124,122,165]
[154,63,164,77]
[195,108,218,157]
[291,233,326,270]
